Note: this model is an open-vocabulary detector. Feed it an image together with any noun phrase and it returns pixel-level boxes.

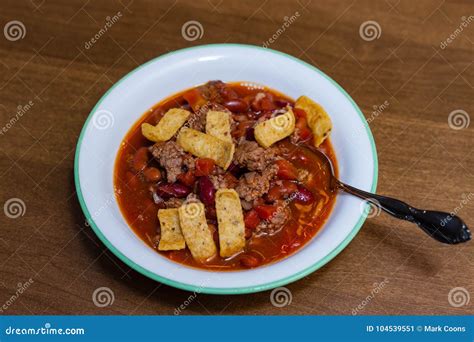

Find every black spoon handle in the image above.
[335,181,471,245]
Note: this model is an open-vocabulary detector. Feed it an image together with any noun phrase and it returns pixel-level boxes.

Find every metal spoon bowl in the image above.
[303,145,471,245]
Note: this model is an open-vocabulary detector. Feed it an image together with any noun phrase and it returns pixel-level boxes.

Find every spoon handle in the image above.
[335,181,471,244]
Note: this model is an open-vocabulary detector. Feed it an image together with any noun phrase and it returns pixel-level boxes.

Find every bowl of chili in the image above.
[74,44,378,294]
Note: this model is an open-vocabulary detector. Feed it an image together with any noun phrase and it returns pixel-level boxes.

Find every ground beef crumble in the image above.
[234,139,281,171]
[199,80,227,103]
[149,141,195,183]
[235,165,277,202]
[188,102,230,132]
[210,173,238,190]
[164,197,183,208]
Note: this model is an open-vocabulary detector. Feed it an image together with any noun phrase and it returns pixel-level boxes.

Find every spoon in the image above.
[305,146,471,245]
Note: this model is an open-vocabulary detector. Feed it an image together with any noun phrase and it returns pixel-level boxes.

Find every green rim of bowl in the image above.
[74,43,378,295]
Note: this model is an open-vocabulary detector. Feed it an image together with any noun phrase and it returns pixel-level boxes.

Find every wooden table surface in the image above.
[0,0,472,315]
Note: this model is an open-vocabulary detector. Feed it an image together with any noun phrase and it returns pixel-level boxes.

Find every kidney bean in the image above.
[240,254,260,268]
[223,99,249,113]
[294,185,315,204]
[228,163,244,177]
[132,147,149,172]
[220,87,238,100]
[151,189,166,208]
[232,120,254,139]
[149,107,165,124]
[205,206,217,220]
[143,167,161,182]
[274,98,291,107]
[198,176,215,206]
[156,183,191,199]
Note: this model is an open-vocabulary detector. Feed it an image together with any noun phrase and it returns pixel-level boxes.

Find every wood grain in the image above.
[0,0,472,315]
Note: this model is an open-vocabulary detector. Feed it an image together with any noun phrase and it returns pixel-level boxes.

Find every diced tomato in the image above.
[295,117,312,142]
[244,210,261,229]
[254,205,278,220]
[195,158,215,176]
[182,88,206,111]
[293,108,307,119]
[251,92,276,112]
[267,181,298,201]
[298,126,312,141]
[275,160,298,180]
[296,116,307,128]
[223,173,238,188]
[177,171,196,187]
[267,186,281,201]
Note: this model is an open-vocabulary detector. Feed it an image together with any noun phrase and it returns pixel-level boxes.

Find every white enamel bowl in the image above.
[74,44,378,294]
